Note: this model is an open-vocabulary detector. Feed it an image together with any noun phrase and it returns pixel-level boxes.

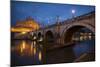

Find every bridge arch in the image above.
[45,30,55,43]
[61,22,95,44]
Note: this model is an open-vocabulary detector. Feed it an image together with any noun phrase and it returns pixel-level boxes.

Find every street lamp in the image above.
[47,18,50,27]
[71,9,76,18]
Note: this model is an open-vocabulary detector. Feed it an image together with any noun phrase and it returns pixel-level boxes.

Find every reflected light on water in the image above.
[20,46,23,55]
[30,42,34,56]
[20,41,26,56]
[39,51,42,61]
[34,47,36,55]
[34,41,36,47]
[22,40,25,49]
[33,41,37,55]
[11,40,38,56]
[11,40,45,65]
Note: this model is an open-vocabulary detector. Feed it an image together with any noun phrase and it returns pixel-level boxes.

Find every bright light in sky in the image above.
[72,9,75,14]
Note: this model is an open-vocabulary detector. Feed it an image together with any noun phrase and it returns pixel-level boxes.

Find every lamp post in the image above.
[56,16,61,44]
[41,21,45,44]
[47,18,50,28]
[71,9,76,18]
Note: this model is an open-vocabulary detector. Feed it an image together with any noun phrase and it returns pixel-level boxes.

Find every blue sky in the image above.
[11,1,95,26]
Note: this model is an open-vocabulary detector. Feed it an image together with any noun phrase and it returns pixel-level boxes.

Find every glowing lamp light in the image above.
[21,32,26,34]
[72,9,75,14]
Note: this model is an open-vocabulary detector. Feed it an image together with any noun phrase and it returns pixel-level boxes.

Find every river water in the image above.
[11,39,95,66]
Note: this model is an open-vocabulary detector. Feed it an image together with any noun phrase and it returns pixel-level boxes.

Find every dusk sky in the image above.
[11,1,95,26]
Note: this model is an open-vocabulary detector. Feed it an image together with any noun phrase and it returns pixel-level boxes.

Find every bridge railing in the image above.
[34,11,95,31]
[62,11,95,25]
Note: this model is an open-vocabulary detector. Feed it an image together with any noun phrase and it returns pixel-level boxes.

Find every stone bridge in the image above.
[29,11,95,45]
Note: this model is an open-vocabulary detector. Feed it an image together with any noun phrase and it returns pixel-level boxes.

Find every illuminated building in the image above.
[11,17,40,33]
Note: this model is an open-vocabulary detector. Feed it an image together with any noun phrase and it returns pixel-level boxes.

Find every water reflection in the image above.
[11,40,44,66]
[11,39,95,66]
[12,40,37,56]
[39,51,42,61]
